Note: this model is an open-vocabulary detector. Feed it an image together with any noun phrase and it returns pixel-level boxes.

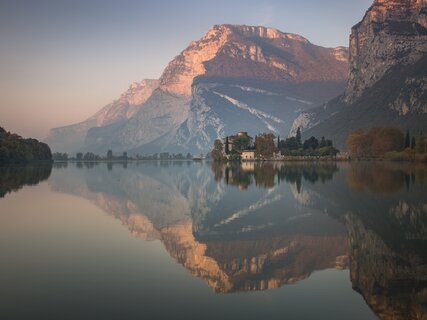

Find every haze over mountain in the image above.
[46,25,348,154]
[293,0,427,148]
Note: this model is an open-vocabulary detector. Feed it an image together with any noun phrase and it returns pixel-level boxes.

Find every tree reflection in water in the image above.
[0,165,52,198]
[211,162,339,190]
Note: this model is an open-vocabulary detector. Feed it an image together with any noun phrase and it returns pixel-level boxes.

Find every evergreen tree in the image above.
[405,129,410,148]
[303,136,319,150]
[411,136,416,149]
[296,127,302,148]
[225,136,229,154]
[106,149,113,160]
[319,136,326,148]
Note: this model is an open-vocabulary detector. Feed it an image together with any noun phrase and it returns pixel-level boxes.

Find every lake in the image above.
[0,161,426,320]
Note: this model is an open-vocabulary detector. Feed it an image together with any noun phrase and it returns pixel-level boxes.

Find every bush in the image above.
[383,149,415,161]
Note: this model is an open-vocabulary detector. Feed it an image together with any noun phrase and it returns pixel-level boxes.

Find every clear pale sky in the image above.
[0,0,373,139]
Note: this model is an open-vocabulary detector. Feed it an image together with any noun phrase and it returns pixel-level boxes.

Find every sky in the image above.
[0,0,373,139]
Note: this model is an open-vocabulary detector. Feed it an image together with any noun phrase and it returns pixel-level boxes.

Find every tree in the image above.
[416,136,427,154]
[159,152,170,160]
[347,127,404,159]
[225,136,230,154]
[0,127,52,164]
[107,150,113,160]
[411,136,416,149]
[211,139,224,161]
[52,152,68,161]
[370,127,404,158]
[232,135,250,151]
[282,137,299,151]
[347,130,371,159]
[277,135,280,148]
[303,136,319,150]
[296,127,302,148]
[319,137,326,148]
[405,129,410,149]
[122,152,128,160]
[255,133,278,159]
[76,152,83,161]
[83,152,97,161]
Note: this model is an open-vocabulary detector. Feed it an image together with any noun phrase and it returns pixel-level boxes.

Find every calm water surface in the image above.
[0,161,426,320]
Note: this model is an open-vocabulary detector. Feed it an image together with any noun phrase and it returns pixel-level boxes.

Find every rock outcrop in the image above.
[292,0,427,149]
[346,0,427,103]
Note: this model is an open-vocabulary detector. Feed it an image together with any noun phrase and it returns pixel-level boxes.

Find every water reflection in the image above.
[347,162,427,193]
[211,162,338,190]
[46,161,427,317]
[0,166,52,198]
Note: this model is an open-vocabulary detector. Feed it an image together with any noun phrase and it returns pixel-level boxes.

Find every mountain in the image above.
[292,0,427,149]
[45,79,159,153]
[46,25,348,154]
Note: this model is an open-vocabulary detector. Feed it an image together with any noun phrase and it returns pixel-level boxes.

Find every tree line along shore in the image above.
[1,126,426,164]
[211,127,427,162]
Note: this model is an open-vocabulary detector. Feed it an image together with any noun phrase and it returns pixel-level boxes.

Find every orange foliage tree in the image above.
[347,127,404,159]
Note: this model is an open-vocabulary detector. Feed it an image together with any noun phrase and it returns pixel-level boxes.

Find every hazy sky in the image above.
[0,0,373,139]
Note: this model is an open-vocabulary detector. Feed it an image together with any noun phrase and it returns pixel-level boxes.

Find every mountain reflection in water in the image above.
[9,161,426,319]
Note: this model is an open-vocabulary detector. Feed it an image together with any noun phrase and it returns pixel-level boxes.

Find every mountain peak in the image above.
[159,24,347,96]
[205,24,309,42]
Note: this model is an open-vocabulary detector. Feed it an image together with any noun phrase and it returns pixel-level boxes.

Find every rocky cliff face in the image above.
[292,0,427,149]
[346,0,427,103]
[46,24,348,154]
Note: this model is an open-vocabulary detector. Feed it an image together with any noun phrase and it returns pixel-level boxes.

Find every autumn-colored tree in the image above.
[347,130,371,158]
[255,133,278,159]
[347,127,404,159]
[416,136,427,154]
[211,139,225,161]
[369,127,404,158]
